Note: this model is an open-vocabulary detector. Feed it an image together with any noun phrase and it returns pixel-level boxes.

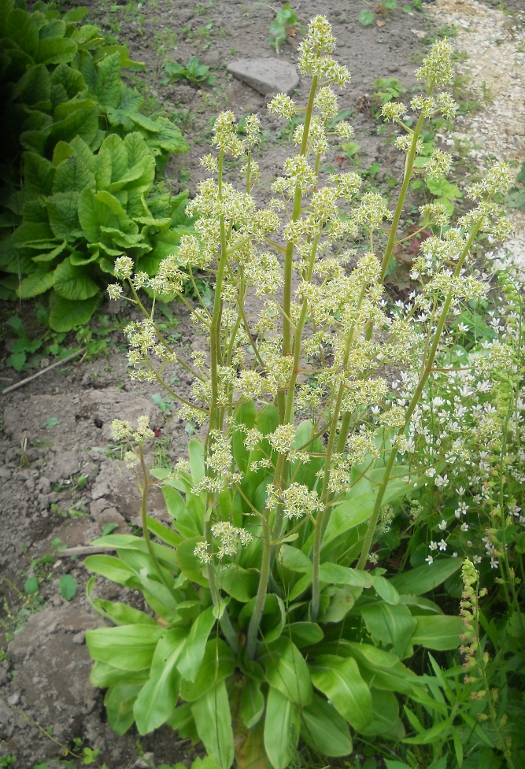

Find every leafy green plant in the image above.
[360,0,397,27]
[506,161,525,212]
[0,0,191,330]
[162,56,216,87]
[373,77,407,105]
[84,20,516,769]
[269,2,297,54]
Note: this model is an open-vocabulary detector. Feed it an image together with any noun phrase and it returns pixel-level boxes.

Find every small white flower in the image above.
[461,523,469,532]
[429,541,438,551]
[438,519,447,531]
[425,555,434,565]
[438,539,447,551]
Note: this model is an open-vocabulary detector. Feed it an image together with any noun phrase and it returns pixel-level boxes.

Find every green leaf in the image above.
[24,576,39,594]
[289,622,323,648]
[188,438,205,484]
[37,37,77,65]
[134,628,186,734]
[240,678,265,729]
[180,638,236,702]
[63,7,89,22]
[59,574,77,601]
[216,564,258,603]
[48,107,99,150]
[359,601,417,659]
[77,188,128,243]
[91,598,158,626]
[177,606,215,682]
[319,562,373,588]
[410,615,463,650]
[12,63,51,105]
[53,154,95,194]
[146,517,182,549]
[359,9,375,26]
[372,575,400,605]
[94,52,122,107]
[263,686,300,769]
[265,638,312,706]
[24,152,54,195]
[6,8,39,57]
[192,680,234,769]
[48,292,99,331]
[46,192,81,241]
[105,683,141,735]
[53,257,98,300]
[176,536,209,586]
[309,655,372,732]
[281,544,311,573]
[301,694,353,757]
[360,689,400,736]
[17,269,55,298]
[84,554,138,587]
[390,558,461,596]
[86,624,164,671]
[90,661,149,689]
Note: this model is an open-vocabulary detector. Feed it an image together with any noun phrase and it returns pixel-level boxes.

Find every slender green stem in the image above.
[246,515,272,659]
[205,517,239,653]
[356,219,483,569]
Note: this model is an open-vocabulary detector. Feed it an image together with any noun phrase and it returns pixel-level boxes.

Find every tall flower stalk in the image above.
[108,19,513,666]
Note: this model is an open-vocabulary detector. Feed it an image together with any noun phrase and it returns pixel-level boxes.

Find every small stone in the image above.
[8,693,20,706]
[227,58,299,96]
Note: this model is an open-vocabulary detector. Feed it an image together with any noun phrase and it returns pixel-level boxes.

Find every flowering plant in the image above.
[85,18,514,768]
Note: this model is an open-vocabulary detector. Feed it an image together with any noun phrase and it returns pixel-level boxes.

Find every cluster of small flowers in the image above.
[194,522,253,564]
[265,480,319,520]
[111,416,154,444]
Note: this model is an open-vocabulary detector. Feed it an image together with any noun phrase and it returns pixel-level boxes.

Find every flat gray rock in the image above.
[227,58,299,96]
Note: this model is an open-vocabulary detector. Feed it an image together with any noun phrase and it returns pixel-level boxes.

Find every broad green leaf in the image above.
[232,400,257,473]
[94,51,122,107]
[176,536,209,586]
[86,624,164,671]
[90,598,158,626]
[50,63,86,106]
[320,584,363,623]
[47,107,98,150]
[289,622,323,648]
[134,628,186,734]
[0,0,15,37]
[162,486,199,537]
[53,154,95,194]
[37,36,77,65]
[59,574,77,601]
[319,562,373,588]
[167,701,199,742]
[177,606,215,682]
[359,601,417,659]
[46,192,81,241]
[390,558,461,596]
[146,516,182,548]
[180,638,236,702]
[85,554,140,587]
[263,686,300,769]
[372,575,400,605]
[78,187,126,242]
[192,680,234,769]
[90,661,149,688]
[105,683,141,735]
[301,694,353,757]
[63,7,89,22]
[309,655,372,732]
[265,638,312,706]
[48,293,99,331]
[280,544,311,573]
[359,8,375,26]
[6,8,39,57]
[53,257,98,300]
[12,63,51,105]
[240,678,265,729]
[24,152,54,195]
[188,438,205,483]
[360,689,401,737]
[216,564,258,603]
[17,269,55,298]
[410,615,463,650]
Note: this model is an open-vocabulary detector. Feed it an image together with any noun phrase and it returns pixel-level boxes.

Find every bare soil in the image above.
[1,0,522,766]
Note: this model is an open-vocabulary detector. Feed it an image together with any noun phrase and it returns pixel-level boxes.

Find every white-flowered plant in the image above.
[86,18,520,769]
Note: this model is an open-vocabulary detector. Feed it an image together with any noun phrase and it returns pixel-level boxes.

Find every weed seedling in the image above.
[163,56,216,86]
[269,2,297,53]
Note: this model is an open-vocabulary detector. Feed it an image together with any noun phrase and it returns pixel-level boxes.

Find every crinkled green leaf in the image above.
[17,268,55,298]
[53,256,98,300]
[48,292,99,331]
[37,36,77,65]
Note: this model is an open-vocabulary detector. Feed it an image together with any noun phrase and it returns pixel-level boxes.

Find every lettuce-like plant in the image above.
[84,18,513,769]
[0,0,190,328]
